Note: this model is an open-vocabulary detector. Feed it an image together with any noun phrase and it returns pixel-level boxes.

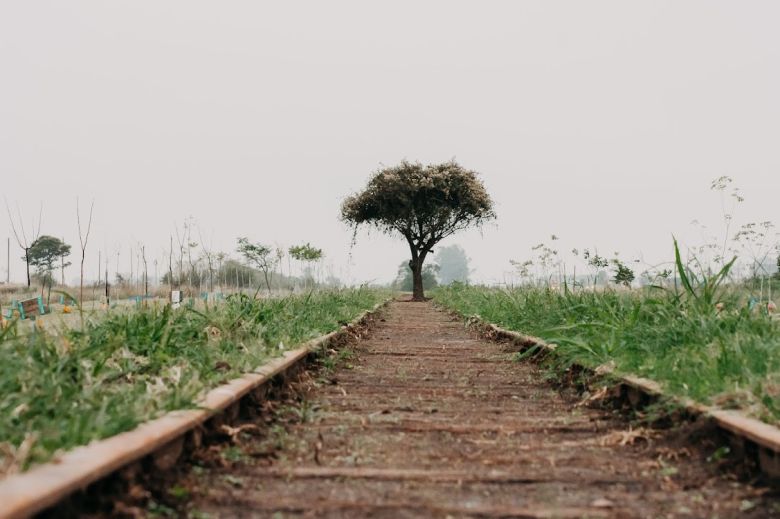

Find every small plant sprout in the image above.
[28,235,71,302]
[76,198,94,321]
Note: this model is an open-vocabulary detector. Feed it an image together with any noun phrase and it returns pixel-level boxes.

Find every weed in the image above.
[221,446,246,464]
[707,446,731,463]
[168,485,191,500]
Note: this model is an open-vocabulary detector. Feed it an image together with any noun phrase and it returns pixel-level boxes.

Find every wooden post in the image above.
[105,258,109,306]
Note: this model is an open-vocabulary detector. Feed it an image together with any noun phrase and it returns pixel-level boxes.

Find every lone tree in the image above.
[342,160,494,300]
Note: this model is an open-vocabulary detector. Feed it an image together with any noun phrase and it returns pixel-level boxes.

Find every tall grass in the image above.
[0,288,387,474]
[434,248,780,424]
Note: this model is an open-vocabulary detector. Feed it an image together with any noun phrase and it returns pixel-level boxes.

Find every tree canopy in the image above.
[28,235,70,279]
[289,243,323,262]
[342,160,494,299]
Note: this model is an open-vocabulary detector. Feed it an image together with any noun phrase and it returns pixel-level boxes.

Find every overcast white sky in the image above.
[1,1,778,286]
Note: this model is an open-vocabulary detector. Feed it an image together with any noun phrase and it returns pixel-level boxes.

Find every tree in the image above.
[342,160,494,300]
[237,237,276,295]
[289,242,324,286]
[28,235,71,300]
[392,261,439,292]
[289,243,323,263]
[436,244,470,285]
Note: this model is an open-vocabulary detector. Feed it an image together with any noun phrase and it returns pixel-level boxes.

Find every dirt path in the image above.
[170,300,777,518]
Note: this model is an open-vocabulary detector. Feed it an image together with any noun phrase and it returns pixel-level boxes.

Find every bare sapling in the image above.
[174,223,186,292]
[140,244,148,297]
[76,198,94,323]
[216,252,226,291]
[105,256,110,306]
[129,246,134,293]
[184,217,198,295]
[168,236,175,295]
[198,227,216,293]
[4,199,42,288]
[94,249,101,302]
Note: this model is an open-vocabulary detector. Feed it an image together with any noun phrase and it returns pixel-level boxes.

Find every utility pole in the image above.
[6,237,9,283]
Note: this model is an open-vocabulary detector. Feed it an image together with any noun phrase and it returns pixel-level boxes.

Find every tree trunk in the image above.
[412,267,424,300]
[80,252,86,308]
[263,269,271,294]
[25,249,31,287]
[411,258,425,301]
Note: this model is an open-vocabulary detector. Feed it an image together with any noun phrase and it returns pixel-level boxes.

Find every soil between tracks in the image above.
[155,300,778,518]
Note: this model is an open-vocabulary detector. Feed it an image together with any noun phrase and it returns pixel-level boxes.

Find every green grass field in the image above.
[434,280,780,424]
[0,288,387,475]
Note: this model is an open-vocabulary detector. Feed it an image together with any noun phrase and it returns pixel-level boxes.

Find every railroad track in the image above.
[2,299,779,518]
[135,301,779,516]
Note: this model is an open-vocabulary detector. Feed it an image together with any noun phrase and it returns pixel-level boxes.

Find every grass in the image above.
[0,288,387,474]
[433,258,780,424]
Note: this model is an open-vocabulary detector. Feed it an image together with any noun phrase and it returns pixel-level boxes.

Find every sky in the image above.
[1,1,778,286]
